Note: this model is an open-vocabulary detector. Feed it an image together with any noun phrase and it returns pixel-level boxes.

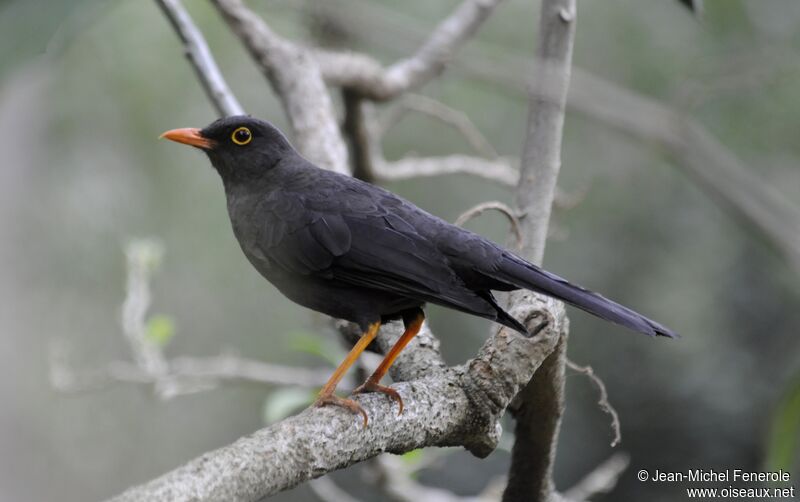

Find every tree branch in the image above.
[49,240,341,399]
[503,1,576,501]
[108,295,566,502]
[567,68,800,272]
[455,200,523,249]
[309,0,800,274]
[210,0,349,174]
[155,0,245,117]
[566,358,621,447]
[314,0,504,101]
[49,350,336,397]
[375,155,518,187]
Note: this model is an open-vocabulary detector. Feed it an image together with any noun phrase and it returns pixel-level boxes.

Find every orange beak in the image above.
[159,127,214,150]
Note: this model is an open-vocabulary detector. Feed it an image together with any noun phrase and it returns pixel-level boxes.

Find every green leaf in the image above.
[289,332,344,367]
[400,449,424,466]
[262,388,316,424]
[765,374,800,472]
[145,315,176,347]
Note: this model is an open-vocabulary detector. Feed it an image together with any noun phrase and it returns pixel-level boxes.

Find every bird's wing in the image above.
[255,186,494,316]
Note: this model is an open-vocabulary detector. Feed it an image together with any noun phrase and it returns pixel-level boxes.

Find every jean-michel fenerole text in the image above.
[649,469,791,483]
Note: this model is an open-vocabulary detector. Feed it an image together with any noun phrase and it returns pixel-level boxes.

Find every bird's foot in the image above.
[352,380,404,415]
[313,393,369,428]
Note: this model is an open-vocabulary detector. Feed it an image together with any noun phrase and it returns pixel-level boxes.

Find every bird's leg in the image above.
[352,309,425,415]
[313,321,381,427]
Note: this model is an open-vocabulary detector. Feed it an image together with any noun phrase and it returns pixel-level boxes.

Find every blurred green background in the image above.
[1,0,799,500]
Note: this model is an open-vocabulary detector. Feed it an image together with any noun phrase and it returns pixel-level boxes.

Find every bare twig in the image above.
[562,452,631,501]
[121,239,169,377]
[50,352,337,397]
[155,0,245,117]
[455,201,523,249]
[49,240,344,399]
[566,358,621,447]
[380,94,499,159]
[375,155,518,186]
[315,0,504,101]
[210,0,349,174]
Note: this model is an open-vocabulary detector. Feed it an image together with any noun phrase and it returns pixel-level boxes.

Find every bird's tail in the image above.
[495,253,678,338]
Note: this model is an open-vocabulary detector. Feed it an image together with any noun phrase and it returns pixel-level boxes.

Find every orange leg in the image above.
[352,310,425,415]
[313,321,381,427]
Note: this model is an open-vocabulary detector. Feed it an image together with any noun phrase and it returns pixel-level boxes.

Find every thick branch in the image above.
[108,296,566,502]
[503,1,576,502]
[210,0,349,174]
[515,2,576,265]
[155,0,245,117]
[504,332,568,502]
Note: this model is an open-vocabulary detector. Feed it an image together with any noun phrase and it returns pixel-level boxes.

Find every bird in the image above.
[161,116,677,425]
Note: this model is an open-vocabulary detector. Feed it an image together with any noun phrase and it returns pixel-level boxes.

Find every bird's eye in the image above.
[231,127,252,145]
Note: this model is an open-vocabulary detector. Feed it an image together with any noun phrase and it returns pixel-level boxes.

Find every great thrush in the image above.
[162,116,677,424]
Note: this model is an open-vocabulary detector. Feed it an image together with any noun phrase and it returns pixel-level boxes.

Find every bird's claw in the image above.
[352,381,404,415]
[314,393,369,428]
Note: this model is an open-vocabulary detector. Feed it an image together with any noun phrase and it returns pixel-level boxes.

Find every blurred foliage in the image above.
[765,373,800,473]
[290,331,347,368]
[145,314,176,348]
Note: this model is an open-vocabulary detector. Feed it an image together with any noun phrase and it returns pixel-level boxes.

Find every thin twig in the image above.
[566,358,621,447]
[49,241,344,399]
[314,0,505,101]
[375,155,518,186]
[121,239,169,377]
[380,94,499,159]
[49,353,337,397]
[455,201,523,250]
[154,0,245,117]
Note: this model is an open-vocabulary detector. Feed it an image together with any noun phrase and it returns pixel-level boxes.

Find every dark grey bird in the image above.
[161,116,677,425]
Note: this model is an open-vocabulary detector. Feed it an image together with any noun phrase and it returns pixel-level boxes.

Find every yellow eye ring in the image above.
[231,126,252,145]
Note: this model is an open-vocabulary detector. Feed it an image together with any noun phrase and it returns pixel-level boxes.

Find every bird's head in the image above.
[160,116,294,183]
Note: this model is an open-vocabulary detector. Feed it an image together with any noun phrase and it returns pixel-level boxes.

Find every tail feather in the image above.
[495,254,678,338]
